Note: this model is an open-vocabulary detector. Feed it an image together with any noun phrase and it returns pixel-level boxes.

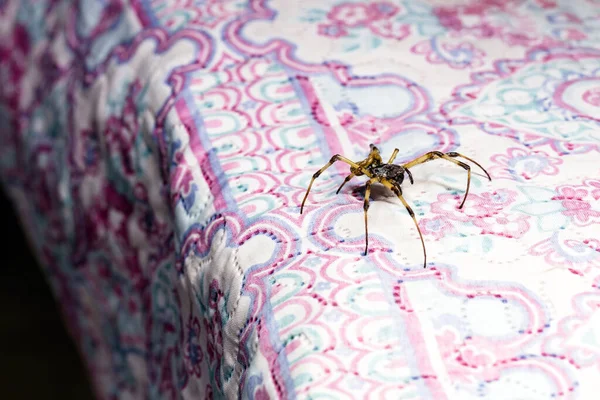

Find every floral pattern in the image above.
[423,189,531,241]
[489,147,563,181]
[318,2,405,38]
[411,34,486,69]
[2,0,600,399]
[305,1,441,51]
[514,180,600,231]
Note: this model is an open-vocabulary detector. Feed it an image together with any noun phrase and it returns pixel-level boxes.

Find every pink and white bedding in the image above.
[1,1,600,399]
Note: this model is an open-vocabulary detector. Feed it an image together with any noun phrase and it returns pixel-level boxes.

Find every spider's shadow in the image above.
[343,167,478,204]
[348,182,397,204]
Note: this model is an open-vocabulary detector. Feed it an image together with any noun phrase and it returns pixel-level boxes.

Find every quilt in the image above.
[1,1,600,399]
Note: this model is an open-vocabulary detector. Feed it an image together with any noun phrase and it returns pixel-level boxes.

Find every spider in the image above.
[300,144,492,268]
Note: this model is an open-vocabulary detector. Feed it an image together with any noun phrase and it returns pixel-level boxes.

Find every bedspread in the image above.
[2,0,600,399]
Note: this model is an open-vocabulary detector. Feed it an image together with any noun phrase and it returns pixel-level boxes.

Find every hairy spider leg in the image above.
[402,151,482,209]
[362,177,378,255]
[300,155,369,214]
[379,180,427,268]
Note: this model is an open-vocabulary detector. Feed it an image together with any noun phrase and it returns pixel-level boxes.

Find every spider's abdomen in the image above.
[371,164,405,185]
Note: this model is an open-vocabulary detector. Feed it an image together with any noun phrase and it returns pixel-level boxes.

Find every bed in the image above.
[1,0,599,399]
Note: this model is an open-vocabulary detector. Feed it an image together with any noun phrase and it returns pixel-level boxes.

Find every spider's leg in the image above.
[363,177,378,255]
[446,152,492,181]
[300,155,365,214]
[402,151,474,209]
[336,173,356,194]
[387,148,399,164]
[402,151,446,169]
[397,190,427,269]
[405,168,414,185]
[383,182,427,268]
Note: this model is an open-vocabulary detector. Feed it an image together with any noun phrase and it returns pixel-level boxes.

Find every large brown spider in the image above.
[300,144,492,268]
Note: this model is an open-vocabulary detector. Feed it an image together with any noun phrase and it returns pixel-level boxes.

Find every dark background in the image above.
[0,190,95,399]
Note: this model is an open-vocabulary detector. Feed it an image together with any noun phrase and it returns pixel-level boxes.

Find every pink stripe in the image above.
[173,97,229,211]
[402,298,451,399]
[294,77,347,169]
[130,0,154,28]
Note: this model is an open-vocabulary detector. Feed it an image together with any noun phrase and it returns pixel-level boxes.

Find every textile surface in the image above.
[1,0,600,399]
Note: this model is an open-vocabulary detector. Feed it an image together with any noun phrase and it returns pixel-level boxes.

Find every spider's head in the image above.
[371,164,413,187]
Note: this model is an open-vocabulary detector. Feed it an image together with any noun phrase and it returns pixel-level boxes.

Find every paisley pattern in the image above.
[1,0,600,399]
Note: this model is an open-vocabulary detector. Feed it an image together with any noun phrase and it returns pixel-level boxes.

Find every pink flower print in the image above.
[430,189,518,223]
[434,7,463,30]
[444,42,485,68]
[457,344,503,382]
[476,190,518,208]
[430,193,489,222]
[469,190,528,238]
[367,2,400,19]
[490,147,562,181]
[472,213,531,239]
[458,345,495,368]
[369,19,411,40]
[436,327,461,358]
[517,181,600,230]
[317,2,407,44]
[421,217,455,240]
[337,110,355,127]
[412,39,485,69]
[529,234,600,271]
[474,23,498,38]
[543,292,600,371]
[553,187,600,224]
[436,331,503,386]
[328,3,371,27]
[462,0,509,16]
[583,87,600,107]
[318,22,348,38]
